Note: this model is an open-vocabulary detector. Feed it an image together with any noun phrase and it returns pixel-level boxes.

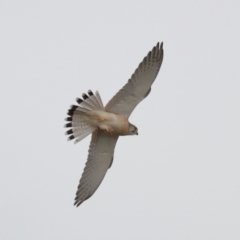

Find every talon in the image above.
[106,128,114,135]
[98,118,105,122]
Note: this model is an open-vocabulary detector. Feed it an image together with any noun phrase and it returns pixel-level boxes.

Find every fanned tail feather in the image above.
[94,91,104,109]
[64,90,104,144]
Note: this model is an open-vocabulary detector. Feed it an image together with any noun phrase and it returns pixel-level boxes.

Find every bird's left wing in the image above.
[105,42,164,118]
[74,129,118,207]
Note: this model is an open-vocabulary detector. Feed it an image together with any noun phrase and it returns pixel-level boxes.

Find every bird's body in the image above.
[94,110,130,135]
[65,42,164,206]
[71,108,133,135]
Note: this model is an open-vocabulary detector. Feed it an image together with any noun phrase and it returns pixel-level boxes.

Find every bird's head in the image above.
[129,123,138,135]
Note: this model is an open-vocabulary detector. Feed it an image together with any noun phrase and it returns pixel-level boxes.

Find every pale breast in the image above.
[96,111,129,135]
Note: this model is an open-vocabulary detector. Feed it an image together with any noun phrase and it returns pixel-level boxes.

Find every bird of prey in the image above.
[65,42,164,207]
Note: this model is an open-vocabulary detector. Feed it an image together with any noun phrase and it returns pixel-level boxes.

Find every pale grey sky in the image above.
[1,1,240,239]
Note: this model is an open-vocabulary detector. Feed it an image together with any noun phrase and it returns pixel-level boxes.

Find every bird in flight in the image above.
[65,42,164,207]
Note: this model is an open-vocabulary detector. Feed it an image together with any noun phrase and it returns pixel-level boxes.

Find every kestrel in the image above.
[65,42,164,206]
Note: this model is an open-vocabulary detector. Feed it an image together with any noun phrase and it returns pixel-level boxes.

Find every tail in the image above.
[64,90,104,144]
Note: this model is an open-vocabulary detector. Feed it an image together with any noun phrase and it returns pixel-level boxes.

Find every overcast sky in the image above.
[1,1,240,239]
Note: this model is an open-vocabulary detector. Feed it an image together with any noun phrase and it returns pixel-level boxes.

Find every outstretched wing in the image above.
[74,129,118,207]
[105,42,164,118]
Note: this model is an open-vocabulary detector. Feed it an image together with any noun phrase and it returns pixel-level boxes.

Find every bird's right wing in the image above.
[74,129,118,207]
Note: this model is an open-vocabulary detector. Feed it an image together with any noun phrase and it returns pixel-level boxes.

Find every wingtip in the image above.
[156,42,163,49]
[74,201,82,207]
[73,200,80,207]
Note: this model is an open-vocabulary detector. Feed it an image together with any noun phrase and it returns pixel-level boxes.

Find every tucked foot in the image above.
[98,118,105,122]
[106,128,114,135]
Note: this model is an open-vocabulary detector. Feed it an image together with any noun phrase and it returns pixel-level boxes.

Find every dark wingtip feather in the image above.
[153,42,159,50]
[155,42,163,59]
[82,93,88,100]
[74,200,83,207]
[160,42,164,60]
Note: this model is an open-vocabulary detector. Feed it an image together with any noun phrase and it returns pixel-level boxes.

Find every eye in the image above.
[129,124,137,133]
